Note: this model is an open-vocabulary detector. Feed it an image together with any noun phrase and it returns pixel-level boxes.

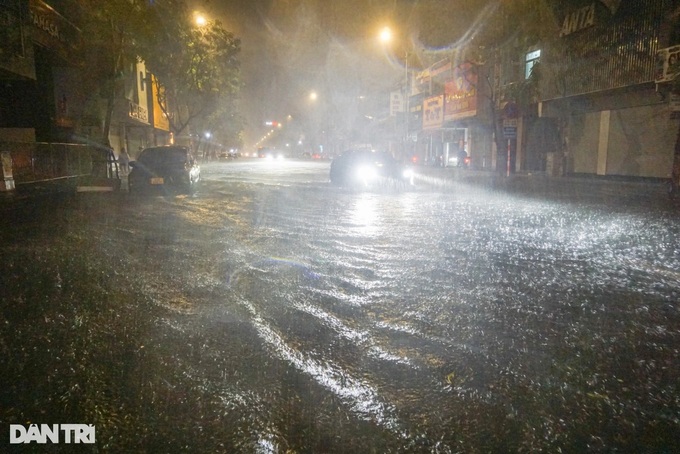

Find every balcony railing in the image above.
[1,142,119,184]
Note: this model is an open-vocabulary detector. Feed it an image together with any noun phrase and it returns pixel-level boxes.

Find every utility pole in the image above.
[404,51,410,161]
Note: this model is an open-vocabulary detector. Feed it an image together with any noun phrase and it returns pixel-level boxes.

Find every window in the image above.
[525,49,541,79]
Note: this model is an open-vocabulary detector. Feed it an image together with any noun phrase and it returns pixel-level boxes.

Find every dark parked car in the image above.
[329,150,414,188]
[128,146,200,194]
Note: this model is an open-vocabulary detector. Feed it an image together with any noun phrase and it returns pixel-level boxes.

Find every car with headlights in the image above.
[329,150,414,188]
[128,145,200,194]
[218,149,240,160]
[258,147,285,160]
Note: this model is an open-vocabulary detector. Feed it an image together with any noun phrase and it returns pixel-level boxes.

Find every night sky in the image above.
[190,0,479,148]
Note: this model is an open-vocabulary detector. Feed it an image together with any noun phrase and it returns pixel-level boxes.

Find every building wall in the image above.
[525,0,680,178]
[569,111,600,174]
[568,102,677,177]
[606,104,676,177]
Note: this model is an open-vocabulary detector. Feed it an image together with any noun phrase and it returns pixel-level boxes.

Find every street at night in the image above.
[1,160,678,452]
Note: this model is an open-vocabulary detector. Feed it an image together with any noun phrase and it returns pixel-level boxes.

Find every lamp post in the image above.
[380,26,410,160]
[404,51,409,159]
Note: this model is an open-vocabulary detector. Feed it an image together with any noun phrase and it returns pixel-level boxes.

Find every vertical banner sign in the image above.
[389,91,403,116]
[422,95,444,130]
[655,45,680,83]
[444,62,478,121]
[151,75,170,132]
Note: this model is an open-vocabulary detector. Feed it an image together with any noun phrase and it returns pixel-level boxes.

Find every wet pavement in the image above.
[1,160,679,452]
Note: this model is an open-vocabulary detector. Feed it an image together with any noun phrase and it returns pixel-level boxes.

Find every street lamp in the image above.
[194,12,207,27]
[379,26,393,44]
[379,26,410,159]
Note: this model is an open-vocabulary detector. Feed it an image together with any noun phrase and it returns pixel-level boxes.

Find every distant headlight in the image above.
[402,168,414,178]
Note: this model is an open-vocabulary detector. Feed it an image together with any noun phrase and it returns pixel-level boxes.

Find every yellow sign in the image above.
[422,95,444,130]
[151,74,170,132]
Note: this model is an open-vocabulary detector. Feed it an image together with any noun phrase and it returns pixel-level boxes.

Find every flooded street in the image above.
[2,160,679,452]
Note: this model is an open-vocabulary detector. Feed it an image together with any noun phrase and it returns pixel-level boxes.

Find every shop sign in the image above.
[559,3,596,37]
[29,0,80,61]
[389,91,403,115]
[422,95,444,130]
[129,102,148,123]
[444,62,477,121]
[655,45,680,84]
[151,74,170,132]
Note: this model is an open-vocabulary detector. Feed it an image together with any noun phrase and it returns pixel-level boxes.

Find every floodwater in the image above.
[1,160,679,453]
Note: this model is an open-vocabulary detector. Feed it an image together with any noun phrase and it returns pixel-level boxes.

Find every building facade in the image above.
[0,0,172,183]
[522,0,680,178]
[403,0,680,179]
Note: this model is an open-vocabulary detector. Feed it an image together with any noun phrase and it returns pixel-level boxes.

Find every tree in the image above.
[456,0,559,170]
[76,0,153,146]
[139,3,242,139]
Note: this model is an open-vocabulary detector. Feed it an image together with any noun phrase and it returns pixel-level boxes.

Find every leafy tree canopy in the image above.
[74,0,242,144]
[137,1,242,137]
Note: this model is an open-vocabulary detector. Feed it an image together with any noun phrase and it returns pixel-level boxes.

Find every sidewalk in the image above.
[415,165,673,206]
[0,179,76,201]
[0,175,123,206]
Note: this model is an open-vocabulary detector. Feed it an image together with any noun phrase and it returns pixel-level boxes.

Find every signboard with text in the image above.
[29,0,81,62]
[422,95,444,130]
[503,118,517,138]
[151,75,170,132]
[655,45,680,83]
[389,91,403,116]
[444,62,478,121]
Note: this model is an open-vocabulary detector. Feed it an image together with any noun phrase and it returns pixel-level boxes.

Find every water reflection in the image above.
[349,193,379,236]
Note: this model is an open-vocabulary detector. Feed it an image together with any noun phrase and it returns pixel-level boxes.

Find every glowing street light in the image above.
[379,26,393,44]
[309,91,318,102]
[194,12,207,27]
